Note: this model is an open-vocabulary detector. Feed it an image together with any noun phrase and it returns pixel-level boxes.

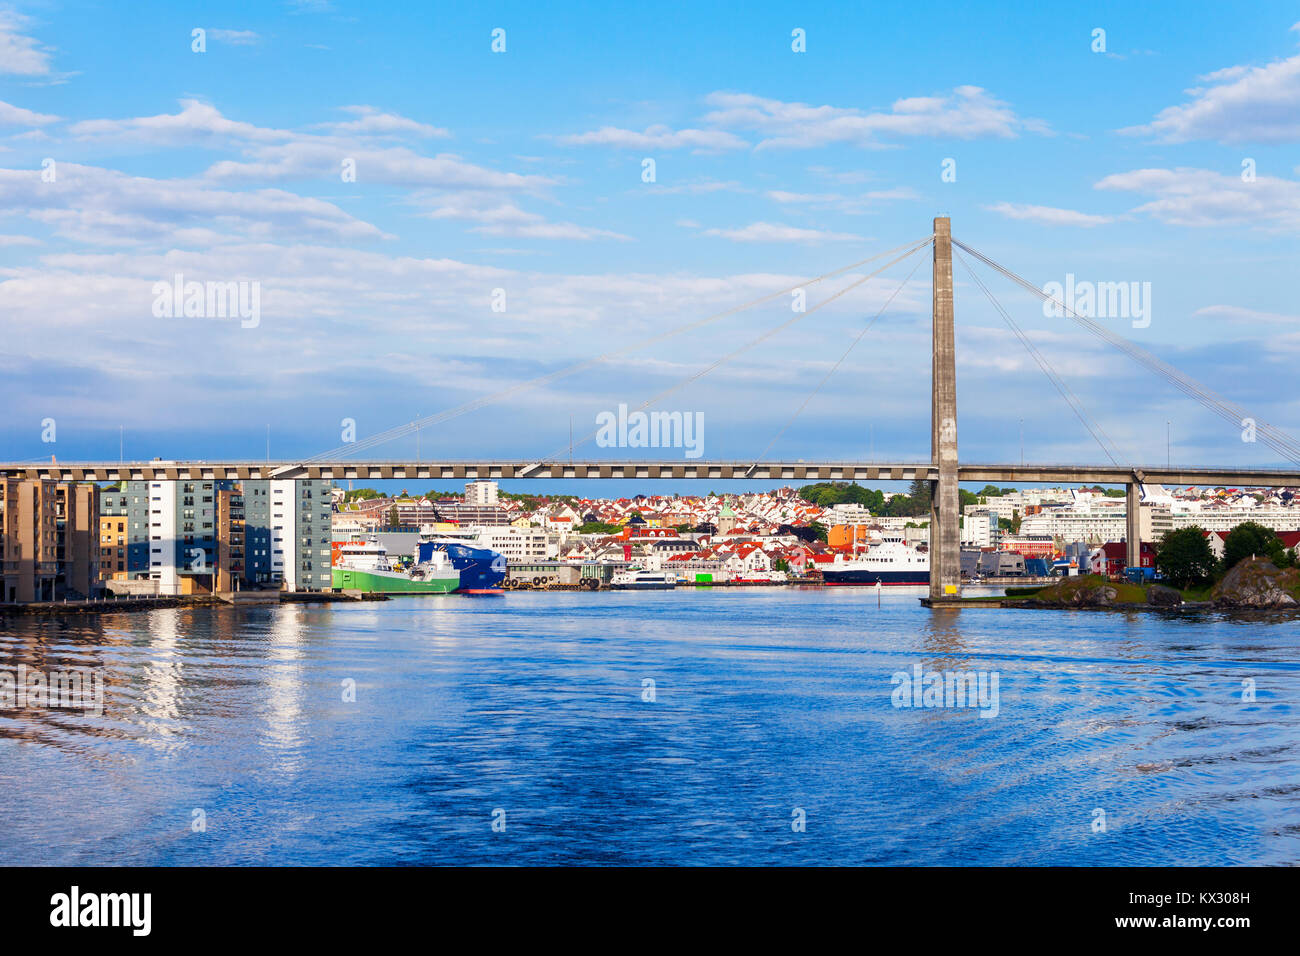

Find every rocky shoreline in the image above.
[997,557,1300,611]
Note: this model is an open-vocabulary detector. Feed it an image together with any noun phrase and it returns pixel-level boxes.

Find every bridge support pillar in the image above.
[1125,479,1142,572]
[929,217,961,601]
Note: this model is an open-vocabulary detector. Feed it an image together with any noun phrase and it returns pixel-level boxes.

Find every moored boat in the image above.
[332,538,460,593]
[417,537,507,593]
[821,534,930,586]
[611,569,677,590]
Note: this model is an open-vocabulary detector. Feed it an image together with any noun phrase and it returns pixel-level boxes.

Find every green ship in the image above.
[331,538,459,594]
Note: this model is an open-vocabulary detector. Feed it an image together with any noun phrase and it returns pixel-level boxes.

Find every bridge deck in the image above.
[3,460,1300,486]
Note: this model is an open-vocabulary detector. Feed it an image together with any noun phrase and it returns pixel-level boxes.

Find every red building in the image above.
[1098,541,1157,575]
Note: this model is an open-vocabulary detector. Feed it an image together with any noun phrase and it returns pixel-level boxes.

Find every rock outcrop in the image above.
[1211,558,1300,609]
[1147,584,1183,607]
[1028,575,1120,607]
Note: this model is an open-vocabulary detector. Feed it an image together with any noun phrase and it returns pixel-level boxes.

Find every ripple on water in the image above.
[1,592,1298,865]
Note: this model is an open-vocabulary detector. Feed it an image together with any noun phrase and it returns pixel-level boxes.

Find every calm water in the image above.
[1,589,1298,866]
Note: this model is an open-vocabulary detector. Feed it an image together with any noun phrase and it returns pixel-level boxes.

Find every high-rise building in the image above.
[1,479,99,603]
[1,478,58,603]
[99,478,333,595]
[99,481,151,579]
[215,487,245,592]
[465,480,499,506]
[241,478,333,591]
[55,483,100,598]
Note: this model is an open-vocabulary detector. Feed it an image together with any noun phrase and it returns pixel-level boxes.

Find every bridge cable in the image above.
[542,238,936,463]
[302,235,935,463]
[749,245,929,468]
[954,248,1128,468]
[953,238,1300,467]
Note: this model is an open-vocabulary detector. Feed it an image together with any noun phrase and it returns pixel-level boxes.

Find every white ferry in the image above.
[821,533,930,586]
[611,570,677,590]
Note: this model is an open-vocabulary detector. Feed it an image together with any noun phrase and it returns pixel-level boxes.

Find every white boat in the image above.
[611,569,677,590]
[821,533,930,586]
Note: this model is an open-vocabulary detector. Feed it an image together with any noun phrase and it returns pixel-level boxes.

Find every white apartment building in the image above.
[465,480,499,506]
[271,479,295,590]
[147,480,179,595]
[1169,505,1300,533]
[961,511,996,548]
[824,503,875,524]
[476,526,547,561]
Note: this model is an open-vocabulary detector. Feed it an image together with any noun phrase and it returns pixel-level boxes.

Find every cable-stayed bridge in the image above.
[6,218,1300,601]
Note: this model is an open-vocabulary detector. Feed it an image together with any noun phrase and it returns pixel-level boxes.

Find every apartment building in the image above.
[99,478,332,595]
[465,479,499,506]
[55,483,100,598]
[215,487,245,592]
[1,479,98,603]
[234,478,332,591]
[0,478,58,603]
[99,481,151,579]
[476,525,548,561]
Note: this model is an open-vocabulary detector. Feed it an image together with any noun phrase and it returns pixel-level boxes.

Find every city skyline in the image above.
[3,1,1300,475]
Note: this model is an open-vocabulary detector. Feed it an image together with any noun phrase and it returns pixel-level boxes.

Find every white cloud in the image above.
[0,7,52,76]
[0,99,58,127]
[1095,167,1300,230]
[0,233,38,246]
[324,105,449,139]
[69,100,549,191]
[766,190,844,204]
[557,124,748,151]
[766,186,920,212]
[208,141,553,190]
[644,180,746,195]
[984,201,1115,227]
[0,163,387,246]
[700,221,864,243]
[1194,304,1300,323]
[417,190,628,240]
[70,99,291,145]
[210,29,261,45]
[701,86,1045,149]
[1121,49,1300,143]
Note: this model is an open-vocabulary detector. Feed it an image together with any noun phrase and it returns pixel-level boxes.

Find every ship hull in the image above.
[417,542,507,592]
[332,568,459,593]
[822,569,930,586]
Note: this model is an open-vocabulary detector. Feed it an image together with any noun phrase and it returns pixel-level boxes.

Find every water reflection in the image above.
[0,592,1297,865]
[262,604,307,775]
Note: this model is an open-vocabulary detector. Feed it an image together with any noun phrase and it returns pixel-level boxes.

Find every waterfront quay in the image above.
[5,469,1300,606]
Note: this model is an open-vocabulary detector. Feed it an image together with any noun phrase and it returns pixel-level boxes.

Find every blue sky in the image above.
[3,0,1300,492]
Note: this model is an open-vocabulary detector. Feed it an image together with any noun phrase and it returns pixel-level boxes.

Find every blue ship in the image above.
[417,539,508,593]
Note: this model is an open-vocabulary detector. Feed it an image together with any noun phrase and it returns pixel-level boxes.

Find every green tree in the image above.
[577,521,621,535]
[387,505,399,528]
[907,478,931,513]
[1009,509,1022,535]
[807,521,829,543]
[1157,526,1218,588]
[1223,520,1285,570]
